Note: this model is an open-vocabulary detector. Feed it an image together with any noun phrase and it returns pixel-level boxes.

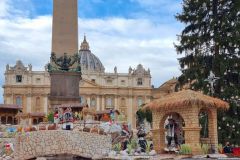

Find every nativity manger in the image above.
[144,89,229,154]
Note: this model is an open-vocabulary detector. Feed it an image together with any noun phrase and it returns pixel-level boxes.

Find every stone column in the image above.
[87,96,91,106]
[43,96,48,114]
[151,129,164,153]
[26,95,32,113]
[208,108,218,152]
[96,96,100,111]
[114,96,118,110]
[102,96,105,110]
[132,96,138,129]
[183,127,202,155]
[12,116,14,124]
[11,94,14,104]
[128,96,133,126]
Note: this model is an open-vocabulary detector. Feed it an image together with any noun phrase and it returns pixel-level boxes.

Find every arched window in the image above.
[90,97,96,107]
[137,97,143,108]
[16,75,22,83]
[16,96,22,105]
[1,116,6,124]
[7,117,13,124]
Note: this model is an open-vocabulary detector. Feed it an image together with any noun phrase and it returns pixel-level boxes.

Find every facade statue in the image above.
[44,64,48,71]
[114,66,117,74]
[6,64,9,71]
[128,66,132,74]
[28,64,32,71]
[147,68,150,74]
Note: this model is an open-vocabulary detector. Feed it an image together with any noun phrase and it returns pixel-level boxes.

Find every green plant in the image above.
[127,143,133,154]
[113,143,121,153]
[201,144,209,154]
[145,109,152,124]
[130,138,138,150]
[7,132,16,138]
[179,144,192,155]
[47,112,54,123]
[145,141,152,154]
[218,144,223,153]
[136,107,152,126]
[136,109,145,124]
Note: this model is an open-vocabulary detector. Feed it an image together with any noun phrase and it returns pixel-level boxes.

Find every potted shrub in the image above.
[130,138,138,151]
[145,141,152,154]
[113,143,122,154]
[218,144,223,154]
[47,112,54,123]
[201,144,209,154]
[179,144,192,155]
[127,143,133,155]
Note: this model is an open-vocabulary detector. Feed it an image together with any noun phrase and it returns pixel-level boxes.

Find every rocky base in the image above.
[0,154,14,160]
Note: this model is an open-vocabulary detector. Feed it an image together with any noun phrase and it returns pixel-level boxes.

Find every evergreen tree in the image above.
[175,0,240,144]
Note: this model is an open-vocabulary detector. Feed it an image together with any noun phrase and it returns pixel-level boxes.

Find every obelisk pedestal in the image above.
[48,0,81,108]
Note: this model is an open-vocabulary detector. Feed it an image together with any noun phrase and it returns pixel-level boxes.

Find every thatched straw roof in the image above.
[144,90,229,111]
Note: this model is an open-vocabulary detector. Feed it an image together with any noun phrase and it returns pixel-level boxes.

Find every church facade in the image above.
[3,36,152,127]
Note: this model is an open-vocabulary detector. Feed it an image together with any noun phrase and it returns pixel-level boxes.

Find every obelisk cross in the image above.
[204,71,220,96]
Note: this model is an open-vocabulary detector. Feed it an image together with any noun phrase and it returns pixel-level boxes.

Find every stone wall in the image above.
[14,130,112,160]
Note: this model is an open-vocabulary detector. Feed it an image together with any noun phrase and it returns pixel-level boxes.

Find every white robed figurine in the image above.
[165,118,178,151]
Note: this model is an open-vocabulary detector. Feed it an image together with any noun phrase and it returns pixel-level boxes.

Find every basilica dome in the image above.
[79,36,105,73]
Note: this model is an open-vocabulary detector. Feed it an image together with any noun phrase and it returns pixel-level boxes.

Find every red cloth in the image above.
[233,147,240,157]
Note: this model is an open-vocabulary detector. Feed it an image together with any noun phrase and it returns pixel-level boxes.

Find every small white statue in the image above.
[114,66,117,74]
[28,64,32,71]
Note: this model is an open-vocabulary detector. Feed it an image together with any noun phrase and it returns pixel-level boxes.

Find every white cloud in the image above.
[0,0,9,17]
[0,1,183,103]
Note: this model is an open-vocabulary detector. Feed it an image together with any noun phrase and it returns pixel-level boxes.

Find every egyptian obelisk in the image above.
[52,0,78,56]
[48,0,81,107]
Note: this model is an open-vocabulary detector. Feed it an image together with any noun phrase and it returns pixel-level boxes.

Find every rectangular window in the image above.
[16,75,22,83]
[91,79,96,83]
[16,97,22,106]
[137,78,143,85]
[36,78,41,83]
[106,97,113,108]
[107,80,112,84]
[137,97,143,107]
[90,98,96,107]
[121,80,125,85]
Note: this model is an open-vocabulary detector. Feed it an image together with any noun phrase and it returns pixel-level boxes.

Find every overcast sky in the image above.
[0,0,184,103]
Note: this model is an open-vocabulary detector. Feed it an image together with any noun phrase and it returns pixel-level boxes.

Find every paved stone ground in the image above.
[36,155,92,160]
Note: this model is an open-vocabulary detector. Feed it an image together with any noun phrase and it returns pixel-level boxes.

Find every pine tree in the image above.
[175,0,240,145]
